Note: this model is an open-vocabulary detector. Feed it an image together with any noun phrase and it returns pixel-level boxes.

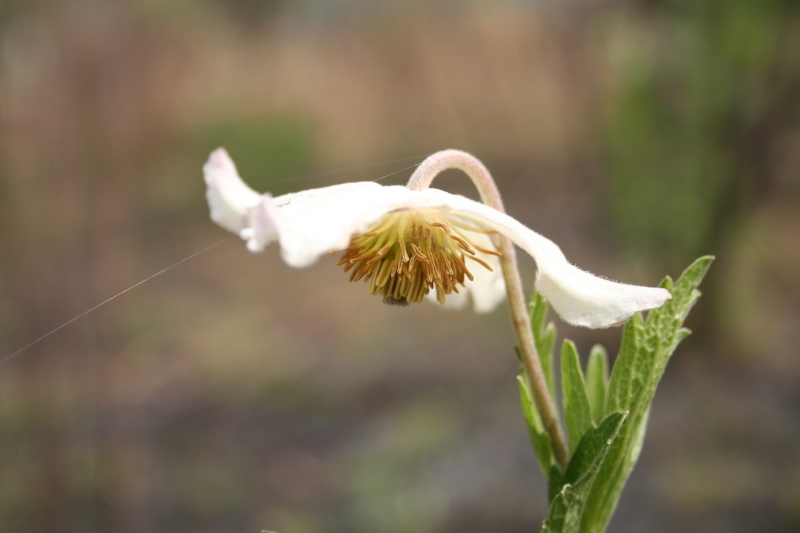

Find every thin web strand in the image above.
[0,238,228,367]
[371,162,421,183]
[0,154,425,367]
[271,154,425,187]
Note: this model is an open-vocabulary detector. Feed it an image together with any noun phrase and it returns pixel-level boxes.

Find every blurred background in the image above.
[1,0,799,532]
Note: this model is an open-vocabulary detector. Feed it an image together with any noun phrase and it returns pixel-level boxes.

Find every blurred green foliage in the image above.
[604,0,800,267]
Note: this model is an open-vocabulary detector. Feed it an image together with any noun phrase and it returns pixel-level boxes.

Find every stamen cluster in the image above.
[337,209,497,306]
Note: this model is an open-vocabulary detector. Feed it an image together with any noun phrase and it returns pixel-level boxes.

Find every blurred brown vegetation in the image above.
[1,1,799,532]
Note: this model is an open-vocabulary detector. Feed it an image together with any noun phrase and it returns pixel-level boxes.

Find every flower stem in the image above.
[407,149,569,470]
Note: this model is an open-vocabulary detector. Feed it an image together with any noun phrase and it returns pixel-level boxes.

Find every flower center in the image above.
[336,209,498,306]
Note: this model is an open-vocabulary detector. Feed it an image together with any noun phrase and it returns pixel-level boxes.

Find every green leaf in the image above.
[517,373,554,476]
[541,412,627,533]
[548,463,566,504]
[519,291,559,476]
[530,291,557,397]
[579,256,713,533]
[563,412,627,487]
[585,345,609,424]
[561,340,592,453]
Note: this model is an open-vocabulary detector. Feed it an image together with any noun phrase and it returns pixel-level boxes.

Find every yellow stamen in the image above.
[473,244,502,256]
[336,209,499,306]
[449,234,475,254]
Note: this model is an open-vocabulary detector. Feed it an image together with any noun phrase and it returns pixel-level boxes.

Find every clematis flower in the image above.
[203,148,670,328]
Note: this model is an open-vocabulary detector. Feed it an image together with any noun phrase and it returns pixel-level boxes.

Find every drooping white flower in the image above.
[203,148,670,328]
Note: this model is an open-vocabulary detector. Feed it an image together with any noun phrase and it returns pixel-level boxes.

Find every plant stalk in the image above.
[406,149,569,469]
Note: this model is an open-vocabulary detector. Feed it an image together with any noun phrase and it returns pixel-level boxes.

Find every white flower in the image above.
[203,148,670,328]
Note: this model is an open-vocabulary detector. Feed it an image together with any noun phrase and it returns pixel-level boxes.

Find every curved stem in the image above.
[407,149,569,470]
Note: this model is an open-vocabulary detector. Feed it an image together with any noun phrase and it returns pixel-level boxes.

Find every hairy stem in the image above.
[407,149,569,469]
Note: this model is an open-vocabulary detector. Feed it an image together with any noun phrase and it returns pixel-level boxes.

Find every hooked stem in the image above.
[407,149,569,470]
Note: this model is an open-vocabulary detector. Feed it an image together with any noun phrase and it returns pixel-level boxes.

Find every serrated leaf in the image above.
[540,483,582,533]
[586,345,609,424]
[563,412,627,486]
[579,256,713,533]
[561,340,592,453]
[541,412,627,533]
[548,463,566,503]
[605,312,645,414]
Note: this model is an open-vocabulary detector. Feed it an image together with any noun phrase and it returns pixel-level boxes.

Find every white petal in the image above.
[203,148,261,233]
[463,233,506,313]
[242,194,280,252]
[422,189,671,328]
[204,152,669,327]
[268,183,443,267]
[247,180,507,312]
